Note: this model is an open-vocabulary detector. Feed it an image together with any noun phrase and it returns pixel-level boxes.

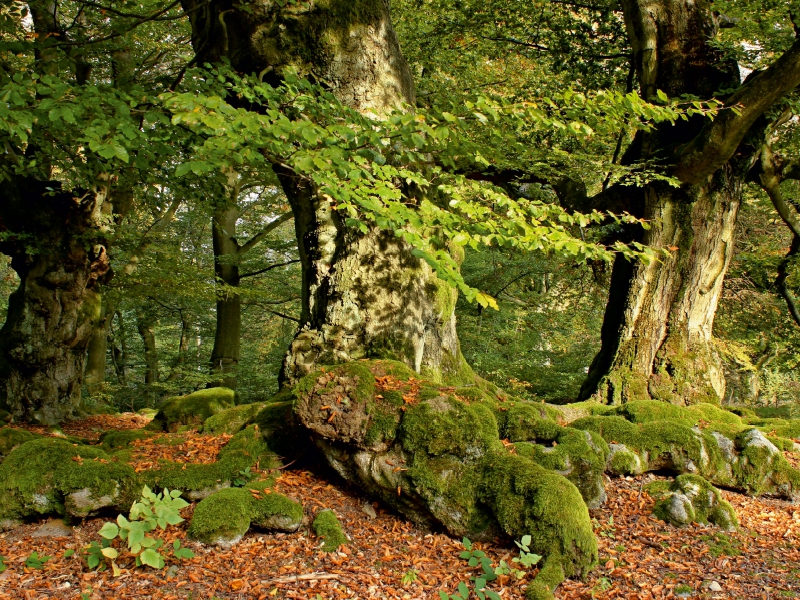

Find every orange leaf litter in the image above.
[0,414,798,599]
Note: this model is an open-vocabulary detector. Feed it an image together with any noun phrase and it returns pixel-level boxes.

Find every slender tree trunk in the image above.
[84,319,109,394]
[581,0,750,405]
[136,310,159,385]
[0,179,111,423]
[210,202,241,390]
[183,0,472,386]
[166,312,191,382]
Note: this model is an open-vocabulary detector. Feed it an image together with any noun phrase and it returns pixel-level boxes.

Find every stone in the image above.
[708,581,722,592]
[32,519,72,538]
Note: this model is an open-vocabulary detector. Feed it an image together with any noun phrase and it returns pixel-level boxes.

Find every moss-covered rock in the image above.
[292,361,602,596]
[514,427,609,508]
[570,409,800,499]
[188,481,302,547]
[147,387,237,432]
[143,426,280,499]
[203,402,267,435]
[481,451,597,597]
[0,438,139,526]
[649,474,738,530]
[0,427,38,460]
[312,509,349,552]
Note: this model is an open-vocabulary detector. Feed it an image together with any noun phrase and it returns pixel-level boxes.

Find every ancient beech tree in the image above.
[578,0,800,405]
[181,0,473,386]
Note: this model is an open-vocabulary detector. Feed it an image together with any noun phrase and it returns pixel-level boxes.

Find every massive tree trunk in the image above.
[183,0,472,386]
[0,179,111,423]
[579,0,800,405]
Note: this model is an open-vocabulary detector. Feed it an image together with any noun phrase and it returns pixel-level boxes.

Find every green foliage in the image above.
[96,485,192,571]
[24,551,50,569]
[440,536,541,600]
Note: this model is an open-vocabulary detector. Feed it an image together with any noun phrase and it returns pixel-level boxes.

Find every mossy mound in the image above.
[147,387,236,432]
[0,427,38,460]
[203,402,268,435]
[0,438,139,527]
[648,474,738,530]
[98,429,154,450]
[292,361,600,590]
[571,407,800,499]
[312,509,349,552]
[481,451,597,599]
[143,426,280,500]
[188,481,302,547]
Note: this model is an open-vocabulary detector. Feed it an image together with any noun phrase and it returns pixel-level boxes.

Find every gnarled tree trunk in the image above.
[580,0,773,405]
[182,0,472,386]
[0,179,111,423]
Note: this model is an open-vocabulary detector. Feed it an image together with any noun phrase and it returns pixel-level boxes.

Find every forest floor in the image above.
[0,414,798,600]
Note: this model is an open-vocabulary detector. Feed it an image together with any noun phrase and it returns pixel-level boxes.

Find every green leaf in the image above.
[63,549,75,558]
[99,522,119,540]
[139,549,165,569]
[101,548,118,559]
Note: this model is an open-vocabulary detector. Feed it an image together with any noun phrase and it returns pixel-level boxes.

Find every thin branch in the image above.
[239,259,300,279]
[236,212,294,255]
[122,198,182,276]
[778,235,800,326]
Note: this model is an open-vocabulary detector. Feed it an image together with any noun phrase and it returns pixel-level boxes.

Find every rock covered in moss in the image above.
[147,387,236,432]
[606,444,643,476]
[202,402,267,435]
[570,405,800,499]
[649,474,738,530]
[0,438,139,526]
[312,509,349,552]
[293,361,598,590]
[188,481,302,547]
[143,425,280,499]
[0,427,38,460]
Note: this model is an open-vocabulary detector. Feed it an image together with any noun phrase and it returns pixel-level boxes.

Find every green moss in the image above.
[726,406,756,419]
[401,396,501,459]
[610,400,690,424]
[685,404,743,426]
[203,403,268,435]
[0,427,37,459]
[651,474,738,530]
[514,427,608,507]
[368,359,418,381]
[99,429,153,451]
[147,387,236,432]
[480,451,597,581]
[313,509,348,552]
[187,487,251,544]
[526,556,565,600]
[0,438,139,522]
[143,426,279,496]
[188,483,302,545]
[608,446,641,476]
[503,403,562,442]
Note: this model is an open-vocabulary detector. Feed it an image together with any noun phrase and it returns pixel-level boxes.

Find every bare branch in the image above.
[236,212,294,255]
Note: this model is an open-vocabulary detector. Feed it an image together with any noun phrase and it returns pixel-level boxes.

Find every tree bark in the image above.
[183,0,472,386]
[581,0,759,405]
[136,310,159,386]
[0,178,112,423]
[210,201,242,390]
[84,319,109,395]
